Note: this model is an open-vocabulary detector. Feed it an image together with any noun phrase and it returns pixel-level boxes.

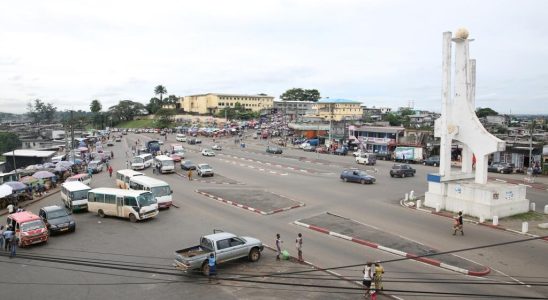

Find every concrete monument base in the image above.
[424,178,529,219]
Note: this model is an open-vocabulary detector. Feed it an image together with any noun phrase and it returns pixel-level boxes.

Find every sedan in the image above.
[212,144,222,150]
[423,156,440,167]
[181,160,196,170]
[170,154,183,162]
[201,149,216,156]
[266,146,283,154]
[39,205,76,234]
[390,164,416,178]
[488,163,513,174]
[340,169,376,184]
[196,163,214,177]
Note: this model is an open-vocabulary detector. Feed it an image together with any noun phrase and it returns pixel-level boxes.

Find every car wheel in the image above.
[360,179,366,184]
[433,163,438,167]
[343,178,348,182]
[401,173,406,178]
[249,248,261,262]
[500,170,504,174]
[423,162,426,165]
[98,209,105,218]
[201,261,210,276]
[412,172,415,177]
[390,174,394,178]
[129,214,137,223]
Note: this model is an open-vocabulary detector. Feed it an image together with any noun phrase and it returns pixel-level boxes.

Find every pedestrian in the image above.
[7,204,15,214]
[363,262,374,297]
[105,160,109,169]
[275,233,283,260]
[453,211,464,235]
[187,169,192,181]
[9,234,17,257]
[0,225,4,250]
[16,206,24,213]
[3,226,14,251]
[88,167,93,178]
[126,160,130,169]
[374,262,384,291]
[111,150,114,158]
[295,233,303,262]
[108,166,113,178]
[153,166,157,175]
[208,253,217,283]
[51,175,57,188]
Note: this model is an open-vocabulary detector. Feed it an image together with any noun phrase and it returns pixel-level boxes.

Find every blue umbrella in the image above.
[3,181,27,191]
[32,170,56,179]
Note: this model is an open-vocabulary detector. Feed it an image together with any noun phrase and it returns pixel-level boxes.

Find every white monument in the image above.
[424,29,529,219]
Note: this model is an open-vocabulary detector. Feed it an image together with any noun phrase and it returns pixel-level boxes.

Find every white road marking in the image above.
[491,267,531,287]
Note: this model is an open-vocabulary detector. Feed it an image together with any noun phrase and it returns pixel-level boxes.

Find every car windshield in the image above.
[200,164,211,169]
[162,160,174,167]
[89,162,98,167]
[357,171,368,176]
[184,161,194,166]
[21,220,45,231]
[48,209,69,219]
[136,192,156,207]
[151,186,171,197]
[71,189,90,200]
[133,157,144,163]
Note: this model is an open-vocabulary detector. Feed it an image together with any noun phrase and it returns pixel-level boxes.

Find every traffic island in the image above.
[295,212,491,276]
[177,172,243,185]
[196,188,304,215]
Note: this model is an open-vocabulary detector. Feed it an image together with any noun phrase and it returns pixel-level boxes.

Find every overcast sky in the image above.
[1,0,547,114]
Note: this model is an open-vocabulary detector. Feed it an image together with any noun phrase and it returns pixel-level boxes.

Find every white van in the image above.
[66,173,92,186]
[129,176,173,209]
[115,169,144,189]
[87,188,158,222]
[154,155,175,174]
[61,181,91,212]
[176,134,187,142]
[131,153,153,170]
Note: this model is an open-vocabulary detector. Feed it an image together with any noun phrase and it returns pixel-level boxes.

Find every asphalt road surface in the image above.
[2,132,547,300]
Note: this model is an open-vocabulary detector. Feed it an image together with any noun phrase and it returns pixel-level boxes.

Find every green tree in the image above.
[0,132,22,155]
[280,88,321,102]
[476,107,498,118]
[146,97,163,114]
[154,85,167,102]
[385,112,402,126]
[27,99,57,123]
[155,108,175,128]
[109,100,146,122]
[89,99,102,128]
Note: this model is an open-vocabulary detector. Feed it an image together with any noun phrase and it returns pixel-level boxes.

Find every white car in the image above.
[196,163,214,177]
[201,149,216,156]
[212,144,222,151]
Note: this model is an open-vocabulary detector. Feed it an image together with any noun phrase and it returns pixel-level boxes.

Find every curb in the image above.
[174,171,243,185]
[401,198,548,242]
[0,189,61,216]
[195,190,304,215]
[293,219,491,277]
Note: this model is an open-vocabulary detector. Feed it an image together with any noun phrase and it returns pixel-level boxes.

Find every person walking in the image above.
[0,225,4,250]
[108,166,113,178]
[295,233,303,262]
[3,226,14,252]
[363,262,374,298]
[208,253,217,283]
[275,233,283,260]
[374,262,384,291]
[453,211,464,235]
[9,234,17,257]
[87,167,93,178]
[187,169,193,181]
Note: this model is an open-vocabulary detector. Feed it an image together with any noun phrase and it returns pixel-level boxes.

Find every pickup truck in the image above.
[174,232,264,275]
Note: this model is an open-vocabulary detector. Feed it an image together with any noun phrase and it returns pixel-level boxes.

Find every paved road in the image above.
[2,132,547,300]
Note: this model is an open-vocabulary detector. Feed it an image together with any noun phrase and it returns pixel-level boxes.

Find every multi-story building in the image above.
[308,98,363,121]
[348,125,405,158]
[181,93,274,115]
[273,100,314,121]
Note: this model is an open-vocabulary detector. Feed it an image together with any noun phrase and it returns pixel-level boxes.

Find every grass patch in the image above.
[117,119,156,128]
[503,211,544,221]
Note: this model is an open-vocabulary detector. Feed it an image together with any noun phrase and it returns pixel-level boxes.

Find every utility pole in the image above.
[529,120,535,169]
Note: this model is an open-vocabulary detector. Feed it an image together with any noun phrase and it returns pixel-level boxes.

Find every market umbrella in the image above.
[57,161,74,168]
[54,165,70,172]
[0,184,13,198]
[26,164,41,170]
[78,147,88,151]
[32,171,56,179]
[43,162,56,168]
[3,181,27,191]
[20,176,38,185]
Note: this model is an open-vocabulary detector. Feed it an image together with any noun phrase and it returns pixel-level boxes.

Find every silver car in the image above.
[196,163,214,177]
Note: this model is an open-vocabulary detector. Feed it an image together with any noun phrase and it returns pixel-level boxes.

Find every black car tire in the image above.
[201,261,210,276]
[98,209,105,218]
[129,214,137,223]
[343,178,348,182]
[433,163,438,167]
[500,170,504,174]
[401,173,406,178]
[360,179,366,184]
[249,248,261,262]
[390,173,394,177]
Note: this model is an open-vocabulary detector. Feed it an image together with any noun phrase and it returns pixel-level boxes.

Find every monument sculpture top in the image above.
[434,29,505,184]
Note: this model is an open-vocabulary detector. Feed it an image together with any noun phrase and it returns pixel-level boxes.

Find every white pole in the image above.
[521,222,528,234]
[493,216,499,226]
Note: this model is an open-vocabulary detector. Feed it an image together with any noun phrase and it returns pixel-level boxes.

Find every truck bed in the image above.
[175,245,211,258]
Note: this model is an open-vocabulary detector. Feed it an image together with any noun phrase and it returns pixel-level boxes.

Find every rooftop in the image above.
[317,98,361,104]
[186,93,274,98]
[3,150,56,158]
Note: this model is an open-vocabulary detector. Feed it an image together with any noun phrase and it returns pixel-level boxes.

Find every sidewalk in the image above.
[402,196,548,240]
[0,188,60,216]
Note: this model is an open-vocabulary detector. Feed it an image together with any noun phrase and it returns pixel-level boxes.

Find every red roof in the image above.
[9,211,41,223]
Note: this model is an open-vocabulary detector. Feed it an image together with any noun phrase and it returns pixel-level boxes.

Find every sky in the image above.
[1,0,547,114]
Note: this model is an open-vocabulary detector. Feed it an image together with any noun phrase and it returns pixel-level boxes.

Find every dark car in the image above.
[181,160,197,170]
[39,205,76,234]
[390,164,416,178]
[488,162,513,174]
[334,147,348,156]
[266,146,283,154]
[340,169,376,184]
[423,156,440,167]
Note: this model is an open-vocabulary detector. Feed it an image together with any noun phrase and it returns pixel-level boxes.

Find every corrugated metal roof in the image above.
[3,150,56,157]
[317,98,361,104]
[186,93,273,98]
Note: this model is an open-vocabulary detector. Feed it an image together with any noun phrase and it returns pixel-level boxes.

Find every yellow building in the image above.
[309,98,363,121]
[181,93,274,114]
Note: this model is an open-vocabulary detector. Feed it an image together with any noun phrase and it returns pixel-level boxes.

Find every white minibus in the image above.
[61,181,91,212]
[87,188,158,222]
[154,155,175,174]
[129,176,173,209]
[66,173,92,186]
[131,153,153,170]
[115,169,144,189]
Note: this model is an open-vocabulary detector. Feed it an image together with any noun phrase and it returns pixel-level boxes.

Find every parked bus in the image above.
[66,173,92,186]
[61,181,91,212]
[131,153,154,170]
[115,169,144,189]
[154,155,175,174]
[87,188,158,222]
[129,176,173,209]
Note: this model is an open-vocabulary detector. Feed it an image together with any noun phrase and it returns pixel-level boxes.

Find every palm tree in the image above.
[154,85,167,102]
